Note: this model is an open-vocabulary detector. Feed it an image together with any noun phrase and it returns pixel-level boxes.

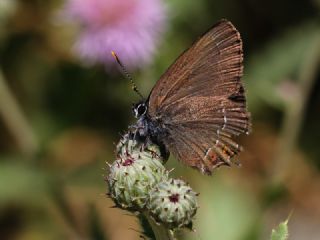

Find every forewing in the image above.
[148,20,251,174]
[149,19,244,114]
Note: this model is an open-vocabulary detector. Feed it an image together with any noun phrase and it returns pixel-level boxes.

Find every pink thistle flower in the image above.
[62,0,167,70]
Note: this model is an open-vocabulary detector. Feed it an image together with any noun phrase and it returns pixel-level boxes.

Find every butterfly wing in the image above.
[148,19,251,174]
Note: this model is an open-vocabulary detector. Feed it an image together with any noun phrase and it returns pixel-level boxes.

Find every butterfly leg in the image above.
[146,136,170,162]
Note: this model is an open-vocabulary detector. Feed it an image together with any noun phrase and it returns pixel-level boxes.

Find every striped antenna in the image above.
[111,51,144,100]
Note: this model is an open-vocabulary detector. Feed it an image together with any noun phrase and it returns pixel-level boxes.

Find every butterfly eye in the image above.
[137,104,147,116]
[133,103,147,118]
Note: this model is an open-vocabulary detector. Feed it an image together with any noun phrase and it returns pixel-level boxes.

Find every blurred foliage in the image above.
[245,21,320,111]
[0,0,320,239]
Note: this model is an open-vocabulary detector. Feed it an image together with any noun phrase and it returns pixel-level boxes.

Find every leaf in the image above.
[270,218,289,240]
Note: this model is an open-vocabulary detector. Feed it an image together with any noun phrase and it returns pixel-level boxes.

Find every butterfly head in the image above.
[132,101,148,118]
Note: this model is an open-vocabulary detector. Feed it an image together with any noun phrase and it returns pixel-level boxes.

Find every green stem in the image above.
[45,197,83,239]
[0,68,38,155]
[143,213,176,240]
[272,32,320,183]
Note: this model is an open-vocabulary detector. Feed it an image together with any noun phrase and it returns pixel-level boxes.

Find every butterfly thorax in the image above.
[132,101,169,159]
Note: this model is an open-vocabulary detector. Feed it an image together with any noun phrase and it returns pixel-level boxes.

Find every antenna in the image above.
[111,51,144,100]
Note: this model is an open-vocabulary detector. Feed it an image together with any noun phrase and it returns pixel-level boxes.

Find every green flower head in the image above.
[107,133,168,210]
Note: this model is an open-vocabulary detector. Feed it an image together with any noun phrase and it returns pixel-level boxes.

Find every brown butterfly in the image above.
[116,19,251,175]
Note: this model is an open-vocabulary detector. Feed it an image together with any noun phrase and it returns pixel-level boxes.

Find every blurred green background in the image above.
[0,0,320,239]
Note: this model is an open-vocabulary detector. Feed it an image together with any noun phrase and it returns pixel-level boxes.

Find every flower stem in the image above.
[0,68,38,155]
[142,212,176,240]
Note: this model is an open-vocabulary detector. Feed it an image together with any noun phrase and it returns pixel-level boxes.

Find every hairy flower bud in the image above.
[107,133,168,210]
[147,178,198,229]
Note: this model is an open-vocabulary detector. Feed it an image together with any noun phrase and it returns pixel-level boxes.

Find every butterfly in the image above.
[115,19,251,175]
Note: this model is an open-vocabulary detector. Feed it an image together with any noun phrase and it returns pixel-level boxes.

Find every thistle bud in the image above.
[107,133,168,210]
[147,178,198,229]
